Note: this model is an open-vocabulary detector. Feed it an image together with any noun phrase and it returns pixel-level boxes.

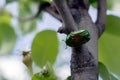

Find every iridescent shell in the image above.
[65,30,90,47]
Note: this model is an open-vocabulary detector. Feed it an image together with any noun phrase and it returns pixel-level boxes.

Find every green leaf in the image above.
[99,32,120,77]
[0,12,17,55]
[19,20,37,35]
[110,73,118,80]
[89,0,97,4]
[107,0,113,10]
[0,24,16,55]
[18,0,32,18]
[42,63,54,77]
[32,73,56,80]
[107,0,120,10]
[99,15,120,77]
[6,0,17,4]
[99,62,110,80]
[66,76,71,80]
[32,73,41,80]
[31,30,59,67]
[106,15,120,36]
[18,0,44,22]
[32,0,51,3]
[91,0,119,10]
[18,0,39,34]
[32,63,56,80]
[0,33,2,48]
[0,11,11,24]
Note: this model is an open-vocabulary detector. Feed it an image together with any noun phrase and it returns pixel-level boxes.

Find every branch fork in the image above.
[53,0,106,80]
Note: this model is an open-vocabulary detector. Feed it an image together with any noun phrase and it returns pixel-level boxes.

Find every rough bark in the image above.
[69,0,98,79]
[52,0,106,80]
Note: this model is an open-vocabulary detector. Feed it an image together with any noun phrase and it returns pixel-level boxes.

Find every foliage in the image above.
[0,0,120,80]
[89,0,97,4]
[106,15,120,36]
[32,63,57,80]
[66,76,71,80]
[32,0,51,3]
[0,11,17,55]
[99,62,118,80]
[91,0,119,10]
[99,15,120,77]
[99,62,111,80]
[31,30,59,67]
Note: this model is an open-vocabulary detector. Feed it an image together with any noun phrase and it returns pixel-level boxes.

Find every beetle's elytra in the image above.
[65,30,90,47]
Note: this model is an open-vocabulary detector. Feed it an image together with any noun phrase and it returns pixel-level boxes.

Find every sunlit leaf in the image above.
[110,73,119,80]
[99,32,120,77]
[0,11,17,55]
[0,11,11,24]
[6,0,17,4]
[107,0,113,10]
[31,30,59,67]
[99,62,110,80]
[32,73,56,80]
[106,15,120,36]
[19,20,37,35]
[107,0,120,10]
[32,63,56,80]
[91,0,119,10]
[0,25,17,55]
[32,73,41,80]
[18,0,41,34]
[0,33,2,51]
[18,0,32,18]
[99,15,120,78]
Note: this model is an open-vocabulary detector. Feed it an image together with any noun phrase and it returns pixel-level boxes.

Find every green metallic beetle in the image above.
[65,30,90,47]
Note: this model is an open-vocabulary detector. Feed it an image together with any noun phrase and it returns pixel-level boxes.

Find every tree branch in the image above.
[71,45,98,80]
[53,0,78,34]
[12,2,50,22]
[45,5,62,22]
[95,0,107,37]
[12,2,62,23]
[82,0,90,10]
[53,0,99,80]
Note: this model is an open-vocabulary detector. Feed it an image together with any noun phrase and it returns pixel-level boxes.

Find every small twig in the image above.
[11,2,50,22]
[57,26,68,34]
[45,5,62,22]
[53,0,78,34]
[95,0,107,37]
[11,2,62,23]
